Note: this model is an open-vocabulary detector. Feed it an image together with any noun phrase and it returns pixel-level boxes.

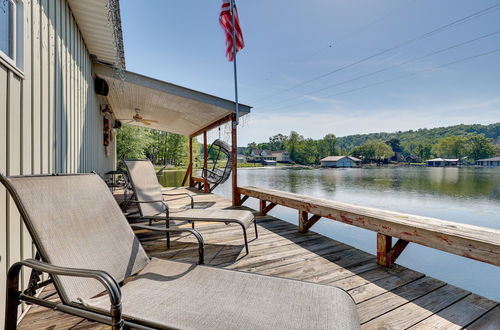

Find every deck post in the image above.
[377,233,409,267]
[231,114,240,206]
[203,131,209,193]
[188,137,193,187]
[298,211,321,233]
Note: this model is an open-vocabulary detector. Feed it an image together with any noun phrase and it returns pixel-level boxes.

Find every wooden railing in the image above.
[237,186,500,268]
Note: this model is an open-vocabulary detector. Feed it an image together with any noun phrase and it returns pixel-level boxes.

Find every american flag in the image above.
[219,0,245,62]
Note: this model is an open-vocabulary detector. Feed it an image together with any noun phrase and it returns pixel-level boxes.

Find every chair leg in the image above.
[254,220,258,239]
[5,263,22,330]
[238,223,249,255]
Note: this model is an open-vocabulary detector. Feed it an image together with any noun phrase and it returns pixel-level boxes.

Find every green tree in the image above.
[296,138,318,164]
[268,133,288,151]
[116,125,152,160]
[318,134,337,158]
[285,131,304,162]
[466,135,496,161]
[245,142,258,156]
[352,139,393,162]
[433,136,468,158]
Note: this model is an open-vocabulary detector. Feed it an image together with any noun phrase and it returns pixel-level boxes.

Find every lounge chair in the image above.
[2,173,360,330]
[124,159,257,254]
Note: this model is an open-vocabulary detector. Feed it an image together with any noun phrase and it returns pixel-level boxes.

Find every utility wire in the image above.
[260,0,417,83]
[251,2,500,104]
[262,28,500,109]
[268,47,500,111]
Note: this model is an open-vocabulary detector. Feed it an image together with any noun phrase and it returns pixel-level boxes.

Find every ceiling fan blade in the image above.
[140,119,152,126]
[144,119,159,123]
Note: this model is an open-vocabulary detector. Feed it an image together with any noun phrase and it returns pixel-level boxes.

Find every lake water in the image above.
[159,167,500,301]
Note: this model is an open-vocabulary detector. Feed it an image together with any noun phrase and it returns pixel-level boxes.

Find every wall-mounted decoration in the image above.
[103,116,110,157]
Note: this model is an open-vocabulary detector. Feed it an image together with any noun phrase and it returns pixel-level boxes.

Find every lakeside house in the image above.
[477,156,500,166]
[426,158,459,167]
[320,156,361,167]
[237,154,247,163]
[248,149,275,162]
[269,150,291,163]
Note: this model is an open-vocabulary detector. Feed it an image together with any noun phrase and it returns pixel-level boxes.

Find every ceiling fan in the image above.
[118,108,159,126]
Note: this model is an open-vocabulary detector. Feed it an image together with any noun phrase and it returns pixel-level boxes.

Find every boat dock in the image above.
[18,188,499,329]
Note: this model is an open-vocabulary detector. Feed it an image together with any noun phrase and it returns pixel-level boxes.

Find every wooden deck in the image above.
[18,188,499,329]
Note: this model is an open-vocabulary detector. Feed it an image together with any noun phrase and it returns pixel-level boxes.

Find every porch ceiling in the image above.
[94,65,251,137]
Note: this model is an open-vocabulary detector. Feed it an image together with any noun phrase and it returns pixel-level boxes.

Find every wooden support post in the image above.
[377,233,409,267]
[203,131,209,193]
[231,114,240,206]
[259,200,277,216]
[188,137,193,187]
[298,211,321,233]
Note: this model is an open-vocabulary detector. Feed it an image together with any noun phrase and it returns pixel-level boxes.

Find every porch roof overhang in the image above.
[68,0,125,69]
[94,64,251,137]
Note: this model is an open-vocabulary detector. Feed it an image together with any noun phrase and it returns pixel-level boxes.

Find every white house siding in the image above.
[0,0,114,322]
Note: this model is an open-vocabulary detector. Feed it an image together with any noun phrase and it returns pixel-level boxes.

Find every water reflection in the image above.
[159,167,500,301]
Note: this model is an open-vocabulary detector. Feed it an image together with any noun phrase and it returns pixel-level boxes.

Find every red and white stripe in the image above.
[219,0,245,61]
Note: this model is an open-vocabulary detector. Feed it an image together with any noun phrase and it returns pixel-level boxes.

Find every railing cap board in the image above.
[238,186,500,266]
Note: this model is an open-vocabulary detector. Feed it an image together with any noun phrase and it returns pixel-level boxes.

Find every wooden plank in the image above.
[238,186,500,266]
[349,268,424,303]
[465,305,500,330]
[362,285,470,329]
[409,294,497,329]
[328,265,406,291]
[357,277,446,324]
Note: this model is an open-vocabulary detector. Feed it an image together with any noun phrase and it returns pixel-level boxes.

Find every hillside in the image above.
[337,123,500,152]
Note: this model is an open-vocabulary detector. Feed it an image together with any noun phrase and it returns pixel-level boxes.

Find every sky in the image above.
[120,0,500,146]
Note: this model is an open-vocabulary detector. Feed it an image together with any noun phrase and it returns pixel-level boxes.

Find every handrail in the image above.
[237,185,500,267]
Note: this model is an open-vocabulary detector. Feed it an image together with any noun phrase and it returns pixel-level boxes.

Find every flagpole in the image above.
[229,0,239,125]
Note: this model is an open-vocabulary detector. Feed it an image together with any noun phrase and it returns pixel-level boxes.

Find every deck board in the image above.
[17,188,499,329]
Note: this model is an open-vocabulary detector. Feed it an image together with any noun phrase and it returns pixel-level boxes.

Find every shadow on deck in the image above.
[18,188,499,329]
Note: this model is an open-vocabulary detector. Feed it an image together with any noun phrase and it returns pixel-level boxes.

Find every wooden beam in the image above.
[203,131,209,193]
[299,211,321,233]
[259,200,277,216]
[239,195,249,206]
[377,233,409,267]
[188,137,194,187]
[189,114,233,138]
[237,185,500,267]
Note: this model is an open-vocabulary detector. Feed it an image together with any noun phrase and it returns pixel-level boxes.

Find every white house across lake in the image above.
[426,158,459,167]
[477,156,500,166]
[320,156,361,168]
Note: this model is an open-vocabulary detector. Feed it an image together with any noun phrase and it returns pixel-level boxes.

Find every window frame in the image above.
[0,0,24,74]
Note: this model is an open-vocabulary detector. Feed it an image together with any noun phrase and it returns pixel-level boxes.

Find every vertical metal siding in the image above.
[0,0,115,323]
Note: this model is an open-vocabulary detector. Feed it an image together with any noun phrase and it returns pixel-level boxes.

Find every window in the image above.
[0,0,23,70]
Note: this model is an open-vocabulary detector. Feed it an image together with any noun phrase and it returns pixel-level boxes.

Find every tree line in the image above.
[117,126,200,166]
[245,123,500,165]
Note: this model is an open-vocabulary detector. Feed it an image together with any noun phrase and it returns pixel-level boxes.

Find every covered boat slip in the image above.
[19,187,499,329]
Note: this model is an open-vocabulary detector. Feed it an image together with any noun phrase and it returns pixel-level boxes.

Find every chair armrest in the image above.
[131,224,205,264]
[162,193,194,208]
[7,259,123,329]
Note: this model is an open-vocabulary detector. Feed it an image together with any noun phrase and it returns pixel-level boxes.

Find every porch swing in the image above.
[201,139,232,192]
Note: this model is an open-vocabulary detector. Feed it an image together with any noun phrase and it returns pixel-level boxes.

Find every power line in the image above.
[260,0,417,83]
[268,47,500,111]
[262,28,500,109]
[250,2,500,104]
